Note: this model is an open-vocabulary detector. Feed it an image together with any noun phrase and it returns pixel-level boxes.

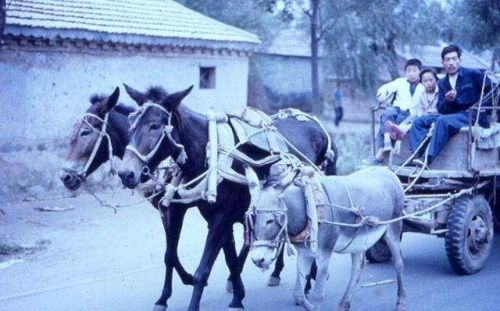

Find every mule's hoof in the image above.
[338,302,350,311]
[153,304,167,311]
[294,296,305,306]
[396,302,407,311]
[226,280,233,293]
[267,276,281,287]
[302,300,315,311]
[228,307,244,311]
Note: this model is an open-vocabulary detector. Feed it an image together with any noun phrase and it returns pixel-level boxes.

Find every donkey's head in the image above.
[245,165,290,270]
[118,84,193,189]
[60,87,120,190]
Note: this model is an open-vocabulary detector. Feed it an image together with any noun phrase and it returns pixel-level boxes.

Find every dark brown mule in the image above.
[59,88,195,311]
[118,85,337,311]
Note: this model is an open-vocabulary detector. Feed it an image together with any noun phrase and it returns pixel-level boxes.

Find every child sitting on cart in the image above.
[363,59,424,165]
[385,67,440,140]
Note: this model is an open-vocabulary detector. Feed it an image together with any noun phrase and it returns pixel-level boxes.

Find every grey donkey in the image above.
[245,164,406,311]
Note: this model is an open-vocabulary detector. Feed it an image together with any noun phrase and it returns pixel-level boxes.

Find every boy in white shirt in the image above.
[363,59,424,165]
[385,67,440,140]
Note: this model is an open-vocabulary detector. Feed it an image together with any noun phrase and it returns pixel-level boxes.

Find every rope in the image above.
[127,103,187,165]
[273,130,323,173]
[403,143,431,192]
[86,187,164,212]
[474,71,489,128]
[319,180,489,228]
[80,112,114,177]
[393,123,434,175]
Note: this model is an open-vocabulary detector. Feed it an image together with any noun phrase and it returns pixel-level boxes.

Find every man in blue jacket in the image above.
[409,44,492,164]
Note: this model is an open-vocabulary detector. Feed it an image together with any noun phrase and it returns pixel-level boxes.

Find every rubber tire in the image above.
[494,189,500,232]
[366,238,392,263]
[445,195,494,275]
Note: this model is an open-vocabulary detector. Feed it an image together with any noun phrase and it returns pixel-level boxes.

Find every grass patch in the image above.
[331,131,372,175]
[0,239,50,256]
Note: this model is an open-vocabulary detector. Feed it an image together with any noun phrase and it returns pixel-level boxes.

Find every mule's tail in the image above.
[321,142,338,176]
[313,115,337,176]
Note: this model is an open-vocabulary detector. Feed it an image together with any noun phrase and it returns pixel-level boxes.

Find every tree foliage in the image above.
[176,0,283,43]
[1,0,6,44]
[441,0,500,69]
[175,0,497,101]
[321,1,444,90]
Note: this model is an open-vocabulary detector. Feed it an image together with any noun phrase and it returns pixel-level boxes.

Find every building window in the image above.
[199,67,216,89]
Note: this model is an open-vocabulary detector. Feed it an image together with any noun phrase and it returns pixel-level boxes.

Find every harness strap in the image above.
[127,102,187,165]
[81,112,113,177]
[129,102,171,131]
[126,125,173,163]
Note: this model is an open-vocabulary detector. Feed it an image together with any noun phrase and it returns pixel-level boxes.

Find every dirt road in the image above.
[1,191,499,311]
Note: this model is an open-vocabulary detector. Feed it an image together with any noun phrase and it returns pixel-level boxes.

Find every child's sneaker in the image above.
[362,156,384,166]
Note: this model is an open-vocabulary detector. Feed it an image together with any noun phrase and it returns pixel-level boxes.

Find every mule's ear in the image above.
[105,87,120,112]
[244,165,261,197]
[96,87,120,115]
[162,85,193,110]
[124,83,147,106]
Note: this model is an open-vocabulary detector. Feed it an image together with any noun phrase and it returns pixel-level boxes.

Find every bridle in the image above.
[245,198,290,262]
[245,162,305,259]
[245,182,303,260]
[125,102,187,165]
[63,112,113,181]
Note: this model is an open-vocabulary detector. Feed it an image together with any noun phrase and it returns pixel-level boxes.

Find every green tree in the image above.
[442,0,500,70]
[258,0,356,114]
[1,0,6,44]
[176,0,282,43]
[322,0,443,91]
[258,0,443,109]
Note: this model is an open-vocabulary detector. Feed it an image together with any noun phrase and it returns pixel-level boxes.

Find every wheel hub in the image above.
[467,215,490,256]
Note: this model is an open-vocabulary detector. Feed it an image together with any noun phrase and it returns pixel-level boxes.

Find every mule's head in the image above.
[245,166,288,270]
[118,84,193,189]
[59,87,120,190]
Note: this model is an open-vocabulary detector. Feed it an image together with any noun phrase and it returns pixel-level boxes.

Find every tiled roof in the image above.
[262,28,327,57]
[5,0,259,48]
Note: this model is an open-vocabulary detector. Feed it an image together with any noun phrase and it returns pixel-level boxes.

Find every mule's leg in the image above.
[293,251,315,310]
[187,219,231,311]
[384,224,406,311]
[305,260,318,295]
[222,231,246,310]
[308,250,332,310]
[338,253,365,311]
[268,246,285,286]
[154,205,192,311]
[227,243,250,292]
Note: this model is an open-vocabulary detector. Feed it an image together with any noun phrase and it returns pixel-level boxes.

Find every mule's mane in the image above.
[146,86,169,103]
[89,94,106,105]
[88,91,135,116]
[114,104,135,116]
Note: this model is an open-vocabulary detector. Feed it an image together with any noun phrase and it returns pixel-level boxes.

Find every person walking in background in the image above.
[332,83,344,126]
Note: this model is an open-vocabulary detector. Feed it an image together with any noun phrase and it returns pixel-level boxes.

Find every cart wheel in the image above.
[494,189,500,232]
[445,195,494,275]
[366,238,391,263]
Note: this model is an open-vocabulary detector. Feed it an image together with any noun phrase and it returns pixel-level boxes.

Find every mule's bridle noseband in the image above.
[125,102,187,165]
[245,197,293,260]
[65,112,113,181]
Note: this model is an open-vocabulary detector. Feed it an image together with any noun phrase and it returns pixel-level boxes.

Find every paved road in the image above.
[1,191,499,311]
